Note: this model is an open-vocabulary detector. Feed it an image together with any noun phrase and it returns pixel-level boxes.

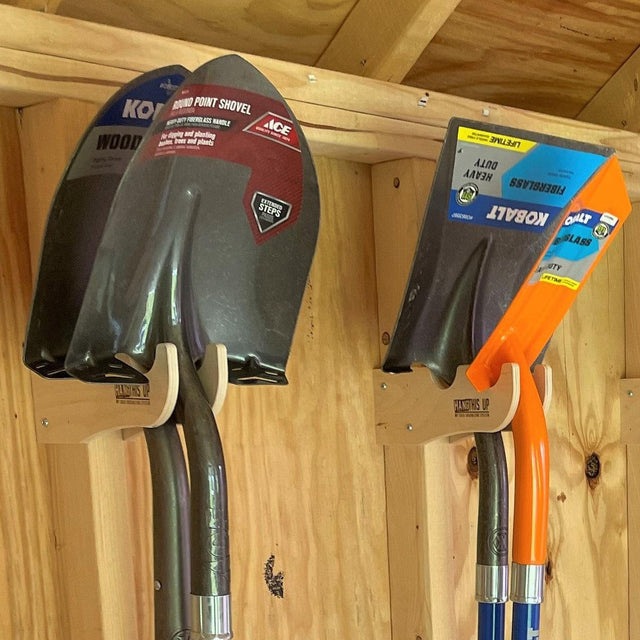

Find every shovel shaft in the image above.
[176,354,231,597]
[144,420,191,639]
[478,602,505,640]
[511,362,549,566]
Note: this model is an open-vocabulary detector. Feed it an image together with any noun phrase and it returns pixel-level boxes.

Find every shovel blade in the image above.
[382,118,614,383]
[24,66,188,378]
[65,55,320,385]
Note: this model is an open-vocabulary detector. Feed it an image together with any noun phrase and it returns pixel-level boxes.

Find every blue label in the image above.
[543,209,611,262]
[448,126,609,234]
[448,192,562,234]
[502,145,606,208]
[97,73,185,127]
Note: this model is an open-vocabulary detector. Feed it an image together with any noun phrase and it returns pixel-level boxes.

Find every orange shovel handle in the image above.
[512,358,549,565]
[499,338,549,566]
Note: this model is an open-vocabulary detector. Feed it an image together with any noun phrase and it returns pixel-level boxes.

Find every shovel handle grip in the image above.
[511,359,549,566]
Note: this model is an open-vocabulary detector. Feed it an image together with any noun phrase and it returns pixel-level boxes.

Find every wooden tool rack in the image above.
[1,6,639,639]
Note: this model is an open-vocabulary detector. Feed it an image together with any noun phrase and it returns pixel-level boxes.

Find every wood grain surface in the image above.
[19,99,138,640]
[3,0,638,120]
[0,106,63,638]
[1,5,640,194]
[405,0,640,118]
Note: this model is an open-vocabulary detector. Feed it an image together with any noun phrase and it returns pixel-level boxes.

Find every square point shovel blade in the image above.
[64,54,320,386]
[382,118,614,385]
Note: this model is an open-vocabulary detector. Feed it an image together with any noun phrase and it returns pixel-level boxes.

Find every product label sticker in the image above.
[448,125,608,234]
[67,73,185,180]
[529,208,619,290]
[141,83,304,244]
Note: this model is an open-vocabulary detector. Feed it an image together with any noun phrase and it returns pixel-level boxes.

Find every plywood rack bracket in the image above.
[373,362,552,445]
[31,342,228,444]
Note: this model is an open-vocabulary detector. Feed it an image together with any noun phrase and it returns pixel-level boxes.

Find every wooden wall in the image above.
[0,92,634,639]
[5,99,391,640]
[0,107,63,640]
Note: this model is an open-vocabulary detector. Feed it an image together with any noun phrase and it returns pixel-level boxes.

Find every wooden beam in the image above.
[0,105,65,640]
[578,46,640,131]
[0,5,639,194]
[316,0,461,83]
[19,99,138,640]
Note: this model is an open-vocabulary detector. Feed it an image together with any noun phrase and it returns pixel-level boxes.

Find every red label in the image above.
[139,84,303,244]
[244,112,300,151]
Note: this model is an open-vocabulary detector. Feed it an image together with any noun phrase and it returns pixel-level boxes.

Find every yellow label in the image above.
[539,273,580,290]
[458,127,536,153]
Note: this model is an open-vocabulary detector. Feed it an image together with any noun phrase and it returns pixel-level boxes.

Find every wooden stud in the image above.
[372,157,449,639]
[316,0,462,83]
[578,45,640,133]
[0,105,65,639]
[19,98,138,640]
[619,379,640,445]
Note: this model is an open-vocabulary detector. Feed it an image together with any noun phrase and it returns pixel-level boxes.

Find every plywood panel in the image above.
[53,0,356,66]
[405,0,640,118]
[0,107,63,638]
[209,157,391,638]
[316,0,462,82]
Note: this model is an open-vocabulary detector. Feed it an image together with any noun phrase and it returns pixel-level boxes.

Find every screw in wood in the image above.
[40,418,49,428]
[380,383,387,390]
[406,424,413,431]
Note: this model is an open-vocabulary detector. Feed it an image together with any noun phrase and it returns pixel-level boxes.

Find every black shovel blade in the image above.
[383,118,613,385]
[24,66,188,378]
[64,54,320,385]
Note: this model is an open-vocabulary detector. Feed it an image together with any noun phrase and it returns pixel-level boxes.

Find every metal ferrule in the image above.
[475,564,508,603]
[191,594,233,639]
[510,562,545,604]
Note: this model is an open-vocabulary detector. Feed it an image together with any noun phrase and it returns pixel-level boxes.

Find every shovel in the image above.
[467,154,630,640]
[23,66,193,639]
[64,54,320,639]
[383,118,616,640]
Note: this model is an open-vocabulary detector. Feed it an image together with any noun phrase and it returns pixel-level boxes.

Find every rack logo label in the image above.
[122,99,164,120]
[114,383,150,405]
[244,112,300,151]
[453,397,490,417]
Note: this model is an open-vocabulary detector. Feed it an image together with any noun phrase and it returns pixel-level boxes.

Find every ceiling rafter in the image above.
[578,45,640,132]
[315,0,461,83]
